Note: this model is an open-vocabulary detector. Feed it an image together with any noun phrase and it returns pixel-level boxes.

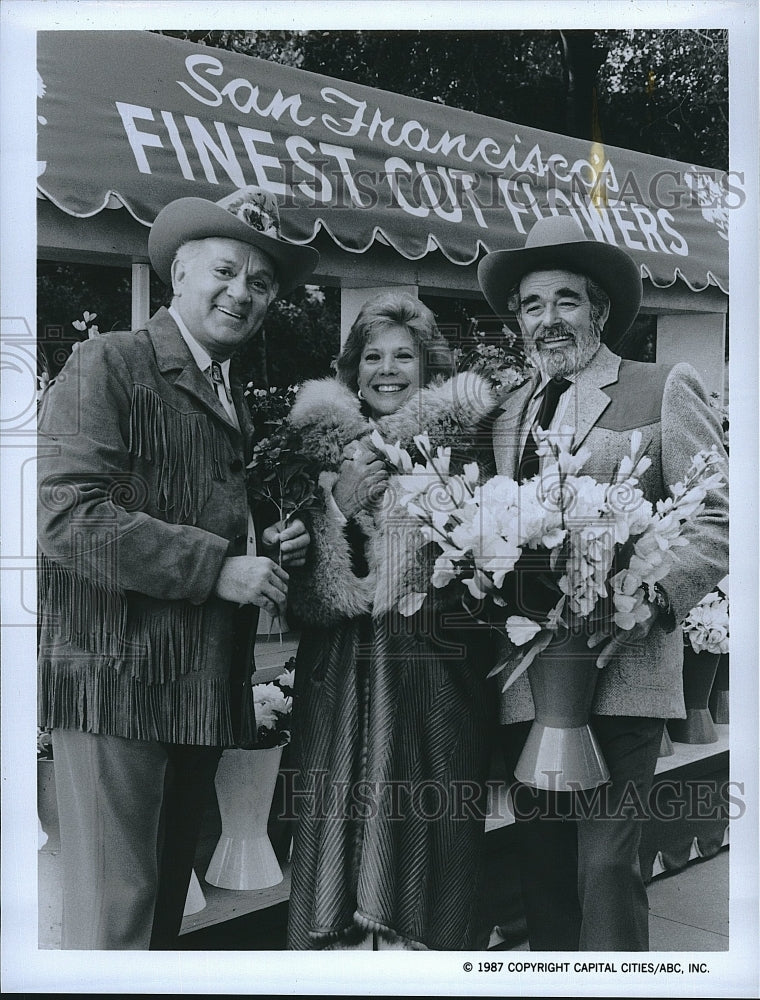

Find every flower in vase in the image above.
[251,660,295,748]
[683,590,729,655]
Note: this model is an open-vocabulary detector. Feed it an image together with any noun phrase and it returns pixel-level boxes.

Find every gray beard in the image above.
[528,321,601,378]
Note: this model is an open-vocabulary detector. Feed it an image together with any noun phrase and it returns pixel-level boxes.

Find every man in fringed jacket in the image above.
[37,185,318,949]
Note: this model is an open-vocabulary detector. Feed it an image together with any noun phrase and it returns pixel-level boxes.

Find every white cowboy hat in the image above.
[148,185,320,293]
[477,215,643,338]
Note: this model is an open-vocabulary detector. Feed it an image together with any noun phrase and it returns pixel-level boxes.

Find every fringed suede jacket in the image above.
[285,371,499,626]
[37,308,257,746]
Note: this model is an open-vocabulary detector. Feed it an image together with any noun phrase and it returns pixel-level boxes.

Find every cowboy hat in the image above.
[148,185,320,293]
[477,215,643,338]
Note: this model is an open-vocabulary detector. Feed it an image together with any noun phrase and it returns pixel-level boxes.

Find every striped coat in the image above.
[284,374,501,950]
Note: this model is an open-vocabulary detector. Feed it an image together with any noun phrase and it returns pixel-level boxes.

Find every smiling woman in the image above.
[356,325,421,416]
[283,291,503,951]
[336,292,454,405]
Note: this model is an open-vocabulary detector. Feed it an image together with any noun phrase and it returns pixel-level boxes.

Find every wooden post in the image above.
[131,262,151,328]
[656,313,727,406]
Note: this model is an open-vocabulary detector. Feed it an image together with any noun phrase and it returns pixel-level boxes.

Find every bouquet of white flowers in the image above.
[371,427,726,690]
[683,584,729,656]
[251,661,295,749]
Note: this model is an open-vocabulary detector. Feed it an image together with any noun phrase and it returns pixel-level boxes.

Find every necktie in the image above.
[208,361,239,426]
[209,361,231,404]
[518,377,570,482]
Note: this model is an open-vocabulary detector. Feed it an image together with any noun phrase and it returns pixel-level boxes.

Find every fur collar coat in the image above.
[286,372,499,627]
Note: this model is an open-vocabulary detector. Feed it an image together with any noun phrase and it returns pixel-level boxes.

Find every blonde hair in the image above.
[336,292,454,393]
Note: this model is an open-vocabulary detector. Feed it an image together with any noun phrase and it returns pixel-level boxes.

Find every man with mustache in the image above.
[37,186,319,949]
[479,216,728,951]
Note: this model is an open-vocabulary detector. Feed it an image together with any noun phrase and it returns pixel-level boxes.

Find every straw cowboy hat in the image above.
[149,185,320,293]
[477,215,643,339]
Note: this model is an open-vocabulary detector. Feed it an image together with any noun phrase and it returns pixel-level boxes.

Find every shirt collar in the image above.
[169,305,232,383]
[536,370,578,393]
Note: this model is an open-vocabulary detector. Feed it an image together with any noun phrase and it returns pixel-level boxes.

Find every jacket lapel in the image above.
[146,307,244,440]
[491,346,622,473]
[492,379,536,476]
[567,344,621,452]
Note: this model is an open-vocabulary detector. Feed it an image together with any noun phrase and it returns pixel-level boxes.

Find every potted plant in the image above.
[669,585,729,744]
[206,661,294,891]
[37,728,59,853]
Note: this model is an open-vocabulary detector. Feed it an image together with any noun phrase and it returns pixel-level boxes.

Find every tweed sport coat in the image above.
[492,343,729,723]
[37,307,259,746]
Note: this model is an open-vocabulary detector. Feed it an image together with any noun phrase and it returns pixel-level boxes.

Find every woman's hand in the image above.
[261,518,311,567]
[332,440,389,519]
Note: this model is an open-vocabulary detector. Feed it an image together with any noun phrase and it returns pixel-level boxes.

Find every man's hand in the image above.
[332,440,389,519]
[261,518,311,567]
[214,555,288,617]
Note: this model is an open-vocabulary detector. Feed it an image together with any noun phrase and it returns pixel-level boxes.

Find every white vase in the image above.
[183,869,207,916]
[205,745,284,890]
[37,758,60,853]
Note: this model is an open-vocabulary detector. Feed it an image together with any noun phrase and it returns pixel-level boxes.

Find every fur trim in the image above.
[290,373,497,468]
[288,379,367,470]
[287,473,376,627]
[374,372,498,449]
[287,373,499,621]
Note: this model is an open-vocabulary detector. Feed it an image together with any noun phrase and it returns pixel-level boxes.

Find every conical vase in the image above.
[183,869,206,916]
[206,744,284,890]
[709,653,729,725]
[668,647,720,744]
[37,759,60,853]
[514,633,609,791]
[659,727,675,758]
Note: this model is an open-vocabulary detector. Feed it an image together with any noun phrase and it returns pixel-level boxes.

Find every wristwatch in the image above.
[651,582,676,632]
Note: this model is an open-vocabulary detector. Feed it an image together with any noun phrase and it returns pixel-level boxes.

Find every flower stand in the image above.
[206,745,285,890]
[659,727,675,757]
[668,647,720,744]
[183,869,206,916]
[37,758,60,853]
[709,653,729,725]
[514,633,609,791]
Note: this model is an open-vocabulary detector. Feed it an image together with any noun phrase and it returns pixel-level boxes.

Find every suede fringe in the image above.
[38,552,127,658]
[128,384,228,523]
[39,553,207,681]
[38,660,233,746]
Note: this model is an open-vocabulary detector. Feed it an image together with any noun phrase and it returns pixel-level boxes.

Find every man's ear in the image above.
[170,257,185,298]
[599,298,611,328]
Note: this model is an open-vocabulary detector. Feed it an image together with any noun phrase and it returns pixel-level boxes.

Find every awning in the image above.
[37,30,728,293]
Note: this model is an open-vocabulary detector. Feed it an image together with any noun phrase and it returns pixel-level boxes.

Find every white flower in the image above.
[683,590,729,654]
[505,616,543,646]
[431,556,458,589]
[277,667,295,690]
[463,462,480,486]
[252,682,292,730]
[398,591,427,617]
